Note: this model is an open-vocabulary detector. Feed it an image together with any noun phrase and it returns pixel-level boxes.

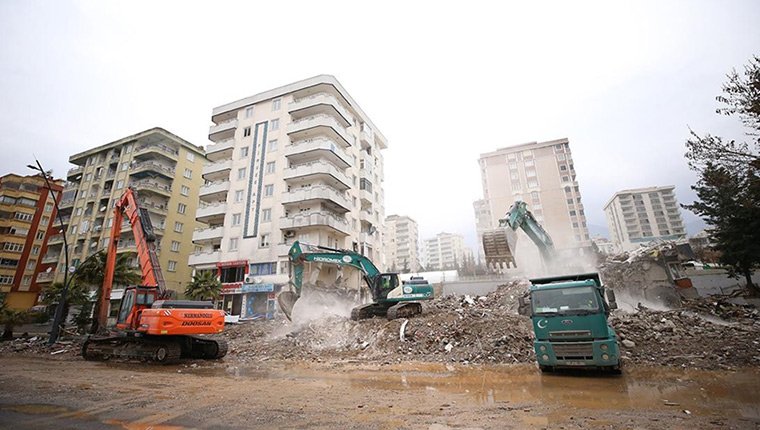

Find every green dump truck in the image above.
[526,272,621,373]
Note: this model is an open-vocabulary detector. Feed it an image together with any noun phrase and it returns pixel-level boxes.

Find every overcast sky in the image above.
[1,1,758,251]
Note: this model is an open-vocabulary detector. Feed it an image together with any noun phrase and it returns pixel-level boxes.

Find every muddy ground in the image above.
[2,283,760,428]
[1,356,759,430]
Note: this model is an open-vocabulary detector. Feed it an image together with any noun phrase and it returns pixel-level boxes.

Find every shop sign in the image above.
[222,282,243,295]
[217,260,248,268]
[242,283,274,293]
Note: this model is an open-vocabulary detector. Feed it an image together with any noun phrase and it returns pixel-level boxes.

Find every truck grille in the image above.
[552,342,594,360]
[549,330,591,339]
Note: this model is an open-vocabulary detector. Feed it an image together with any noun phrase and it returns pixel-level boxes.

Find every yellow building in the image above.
[53,128,207,296]
[0,173,64,309]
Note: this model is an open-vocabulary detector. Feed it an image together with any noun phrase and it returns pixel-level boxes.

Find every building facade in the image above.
[189,75,388,319]
[53,128,208,296]
[422,232,467,271]
[384,215,420,273]
[478,138,591,267]
[603,185,686,251]
[0,174,63,309]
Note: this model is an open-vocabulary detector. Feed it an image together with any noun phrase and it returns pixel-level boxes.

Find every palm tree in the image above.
[74,250,142,334]
[1,308,30,340]
[185,271,222,302]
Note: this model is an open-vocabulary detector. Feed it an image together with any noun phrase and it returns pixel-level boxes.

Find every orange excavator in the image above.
[82,187,227,363]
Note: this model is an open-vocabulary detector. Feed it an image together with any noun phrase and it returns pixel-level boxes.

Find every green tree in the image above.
[683,55,760,295]
[1,308,30,340]
[184,271,222,302]
[74,251,141,334]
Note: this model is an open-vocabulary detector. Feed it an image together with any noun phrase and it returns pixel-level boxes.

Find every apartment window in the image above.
[107,218,113,227]
[260,233,270,247]
[116,180,124,189]
[22,275,31,286]
[562,176,570,182]
[508,162,517,169]
[264,184,274,197]
[229,238,238,251]
[181,185,190,196]
[32,245,40,255]
[76,207,83,216]
[235,190,244,202]
[35,231,44,240]
[171,240,180,252]
[527,179,538,188]
[250,262,276,275]
[268,139,277,152]
[237,168,247,180]
[3,243,23,252]
[26,259,36,269]
[240,147,249,158]
[167,261,177,272]
[272,98,281,111]
[183,168,192,179]
[177,203,187,214]
[560,165,568,171]
[569,210,577,216]
[270,119,279,131]
[573,222,579,228]
[232,213,241,226]
[261,208,271,222]
[0,275,14,285]
[174,222,184,233]
[14,212,33,221]
[243,126,251,137]
[510,172,519,180]
[45,202,53,212]
[245,106,254,118]
[121,163,129,171]
[265,161,275,174]
[524,159,534,167]
[556,153,566,161]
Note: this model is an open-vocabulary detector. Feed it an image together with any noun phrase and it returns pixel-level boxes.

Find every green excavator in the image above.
[276,241,434,321]
[482,200,556,269]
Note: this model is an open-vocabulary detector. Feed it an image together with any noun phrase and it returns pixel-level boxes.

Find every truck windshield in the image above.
[531,286,600,315]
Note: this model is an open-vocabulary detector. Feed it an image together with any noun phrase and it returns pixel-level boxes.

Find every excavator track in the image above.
[186,336,228,359]
[386,302,422,320]
[82,335,182,364]
[350,302,392,320]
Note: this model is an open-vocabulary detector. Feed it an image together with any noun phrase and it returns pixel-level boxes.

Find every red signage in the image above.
[217,260,247,268]
[222,282,243,295]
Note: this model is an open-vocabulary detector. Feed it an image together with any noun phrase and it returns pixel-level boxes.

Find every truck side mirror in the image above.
[606,290,618,310]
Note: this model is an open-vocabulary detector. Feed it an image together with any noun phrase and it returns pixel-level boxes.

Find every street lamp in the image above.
[27,160,71,345]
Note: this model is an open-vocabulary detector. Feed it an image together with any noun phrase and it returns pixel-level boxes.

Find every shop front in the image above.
[240,283,279,320]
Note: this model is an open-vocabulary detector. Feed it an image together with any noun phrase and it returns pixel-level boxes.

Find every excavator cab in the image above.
[372,273,400,301]
[115,286,158,330]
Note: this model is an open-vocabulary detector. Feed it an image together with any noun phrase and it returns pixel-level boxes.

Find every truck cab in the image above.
[527,273,621,373]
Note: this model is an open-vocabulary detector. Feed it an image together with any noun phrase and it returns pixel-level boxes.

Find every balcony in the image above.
[284,139,351,169]
[133,143,179,160]
[42,253,60,264]
[209,119,238,142]
[359,188,373,205]
[199,180,230,201]
[196,202,227,223]
[289,93,352,127]
[283,161,350,190]
[206,139,235,162]
[47,234,64,245]
[360,128,374,150]
[67,166,84,179]
[192,226,224,243]
[130,160,176,179]
[279,212,350,236]
[138,200,168,215]
[202,159,232,182]
[36,272,55,283]
[282,185,350,213]
[188,250,222,267]
[286,115,352,148]
[131,180,172,197]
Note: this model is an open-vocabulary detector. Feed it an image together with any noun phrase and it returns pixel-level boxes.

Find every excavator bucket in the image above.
[277,291,299,321]
[482,228,518,269]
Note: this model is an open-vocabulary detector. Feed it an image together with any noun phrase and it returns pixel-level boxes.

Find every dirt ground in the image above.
[1,355,759,430]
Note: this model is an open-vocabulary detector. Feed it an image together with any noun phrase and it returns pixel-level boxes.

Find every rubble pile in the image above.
[612,308,760,370]
[681,293,760,324]
[0,335,81,358]
[223,280,536,365]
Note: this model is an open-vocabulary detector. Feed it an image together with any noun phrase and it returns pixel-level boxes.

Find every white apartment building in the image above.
[384,215,420,273]
[422,232,467,271]
[478,138,592,268]
[189,75,387,319]
[604,185,686,252]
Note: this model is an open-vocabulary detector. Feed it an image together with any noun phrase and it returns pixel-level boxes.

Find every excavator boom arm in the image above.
[95,187,167,329]
[483,200,556,268]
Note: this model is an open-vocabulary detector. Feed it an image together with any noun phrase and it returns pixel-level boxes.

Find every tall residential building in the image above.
[384,215,420,273]
[604,185,686,251]
[189,75,387,319]
[422,232,466,271]
[0,174,63,309]
[478,138,591,267]
[54,128,208,295]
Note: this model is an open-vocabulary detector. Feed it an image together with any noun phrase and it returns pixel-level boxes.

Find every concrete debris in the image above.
[622,339,636,348]
[399,319,409,342]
